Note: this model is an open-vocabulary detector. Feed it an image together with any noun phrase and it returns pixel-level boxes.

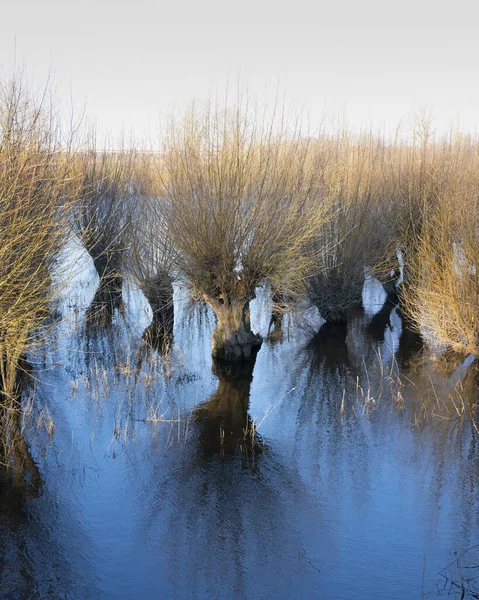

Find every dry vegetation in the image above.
[305,131,391,322]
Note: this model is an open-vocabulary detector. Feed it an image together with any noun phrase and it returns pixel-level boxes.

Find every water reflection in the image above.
[0,402,42,598]
[307,321,350,372]
[293,315,372,514]
[0,404,42,524]
[194,358,262,459]
[139,365,324,599]
[1,258,479,599]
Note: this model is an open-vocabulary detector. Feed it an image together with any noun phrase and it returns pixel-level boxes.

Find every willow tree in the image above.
[160,99,329,361]
[396,129,479,362]
[73,141,136,325]
[306,131,389,324]
[403,188,479,358]
[125,193,176,350]
[0,74,74,399]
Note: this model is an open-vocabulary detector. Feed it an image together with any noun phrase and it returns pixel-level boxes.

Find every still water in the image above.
[1,241,478,599]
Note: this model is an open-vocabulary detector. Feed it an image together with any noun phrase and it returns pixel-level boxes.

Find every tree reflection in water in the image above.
[194,358,262,459]
[138,356,324,600]
[0,399,42,598]
[0,404,42,523]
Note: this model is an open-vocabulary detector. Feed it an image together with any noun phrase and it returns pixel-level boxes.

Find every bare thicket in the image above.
[0,74,74,401]
[73,140,137,325]
[302,118,474,332]
[159,98,331,361]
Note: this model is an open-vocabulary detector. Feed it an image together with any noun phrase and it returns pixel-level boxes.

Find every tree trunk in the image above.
[208,299,262,362]
[141,277,174,352]
[381,268,401,299]
[366,297,397,344]
[267,292,286,341]
[86,256,123,327]
[86,274,123,327]
[395,306,424,368]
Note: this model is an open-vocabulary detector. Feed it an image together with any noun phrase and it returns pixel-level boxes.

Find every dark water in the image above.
[1,242,478,599]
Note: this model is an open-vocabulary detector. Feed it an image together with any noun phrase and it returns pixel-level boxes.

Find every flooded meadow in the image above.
[1,240,478,600]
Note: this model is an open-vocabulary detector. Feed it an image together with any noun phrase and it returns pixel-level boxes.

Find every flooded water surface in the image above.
[1,244,478,599]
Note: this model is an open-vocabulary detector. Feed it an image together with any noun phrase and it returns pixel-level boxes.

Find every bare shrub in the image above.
[159,98,330,361]
[373,118,472,300]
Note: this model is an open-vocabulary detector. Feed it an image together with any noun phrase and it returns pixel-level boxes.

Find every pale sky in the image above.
[1,0,478,142]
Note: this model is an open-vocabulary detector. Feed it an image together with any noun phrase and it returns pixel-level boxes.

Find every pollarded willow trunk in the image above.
[381,268,401,300]
[366,297,397,344]
[86,272,123,327]
[267,292,287,342]
[140,276,174,351]
[208,298,262,362]
[310,269,365,325]
[268,310,284,341]
[0,332,31,403]
[395,306,424,369]
[86,257,124,327]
